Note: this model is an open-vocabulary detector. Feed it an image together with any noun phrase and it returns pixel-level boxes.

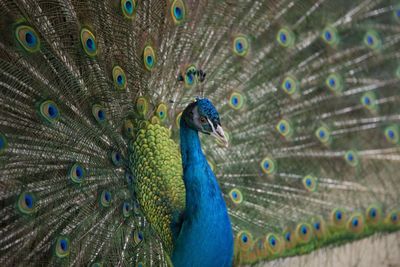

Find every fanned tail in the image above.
[0,0,400,266]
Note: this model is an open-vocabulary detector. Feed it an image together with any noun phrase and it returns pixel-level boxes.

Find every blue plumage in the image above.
[172,99,233,267]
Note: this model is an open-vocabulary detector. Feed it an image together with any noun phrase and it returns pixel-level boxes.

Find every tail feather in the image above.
[1,0,400,266]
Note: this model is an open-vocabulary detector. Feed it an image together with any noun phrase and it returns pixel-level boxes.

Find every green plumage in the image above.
[0,0,399,266]
[129,120,185,254]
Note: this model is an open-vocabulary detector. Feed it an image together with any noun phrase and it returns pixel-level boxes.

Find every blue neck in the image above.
[180,117,230,219]
[179,119,209,215]
[173,118,233,266]
[179,119,205,167]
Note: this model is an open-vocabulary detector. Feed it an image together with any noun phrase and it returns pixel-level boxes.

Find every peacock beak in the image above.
[211,124,229,148]
[206,117,229,147]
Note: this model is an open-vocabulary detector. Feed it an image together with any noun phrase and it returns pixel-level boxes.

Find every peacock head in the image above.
[182,98,228,147]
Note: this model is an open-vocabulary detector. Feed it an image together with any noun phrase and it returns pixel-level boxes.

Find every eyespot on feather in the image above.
[229,188,243,204]
[156,103,168,122]
[229,92,245,110]
[321,26,339,46]
[113,66,127,91]
[302,175,318,192]
[121,0,138,19]
[265,233,282,255]
[325,73,343,94]
[236,230,253,251]
[170,0,186,25]
[39,100,60,123]
[347,213,365,234]
[282,227,297,249]
[17,192,37,214]
[277,27,295,48]
[100,190,112,207]
[366,204,382,225]
[15,25,40,53]
[80,28,97,56]
[281,75,299,96]
[143,45,156,71]
[295,223,313,243]
[233,35,250,56]
[92,104,107,123]
[315,125,332,145]
[68,163,86,184]
[331,208,347,227]
[55,236,70,258]
[311,216,327,239]
[344,150,359,167]
[260,157,277,175]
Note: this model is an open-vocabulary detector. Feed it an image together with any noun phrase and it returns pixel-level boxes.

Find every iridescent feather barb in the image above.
[0,0,400,266]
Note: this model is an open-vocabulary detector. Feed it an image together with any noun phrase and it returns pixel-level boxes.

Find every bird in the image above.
[0,0,400,266]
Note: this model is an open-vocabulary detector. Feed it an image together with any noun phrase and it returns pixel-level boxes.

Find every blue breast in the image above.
[172,161,233,267]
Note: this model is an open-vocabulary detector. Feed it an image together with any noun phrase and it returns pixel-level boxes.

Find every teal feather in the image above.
[0,0,400,266]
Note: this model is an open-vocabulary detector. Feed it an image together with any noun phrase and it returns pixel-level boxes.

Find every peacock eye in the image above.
[200,116,207,123]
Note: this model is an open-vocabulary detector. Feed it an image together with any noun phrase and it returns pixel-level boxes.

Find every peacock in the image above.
[0,0,400,266]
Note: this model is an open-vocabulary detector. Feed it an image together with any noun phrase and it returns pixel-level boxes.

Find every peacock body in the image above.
[171,99,233,267]
[0,0,400,266]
